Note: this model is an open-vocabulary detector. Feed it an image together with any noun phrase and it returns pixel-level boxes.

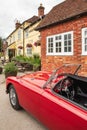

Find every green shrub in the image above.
[31,54,41,71]
[4,62,18,73]
[0,52,2,58]
[11,54,41,71]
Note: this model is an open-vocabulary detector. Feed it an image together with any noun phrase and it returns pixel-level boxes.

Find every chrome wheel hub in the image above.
[10,88,16,106]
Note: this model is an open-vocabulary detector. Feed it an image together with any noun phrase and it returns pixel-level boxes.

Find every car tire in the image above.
[9,85,21,110]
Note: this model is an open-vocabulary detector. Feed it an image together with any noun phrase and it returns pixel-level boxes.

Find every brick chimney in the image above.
[38,4,45,18]
[15,20,21,29]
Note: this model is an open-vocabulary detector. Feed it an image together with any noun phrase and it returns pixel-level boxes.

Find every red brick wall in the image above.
[40,16,87,75]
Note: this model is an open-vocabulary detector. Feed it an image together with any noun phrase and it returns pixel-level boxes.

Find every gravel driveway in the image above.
[0,73,47,130]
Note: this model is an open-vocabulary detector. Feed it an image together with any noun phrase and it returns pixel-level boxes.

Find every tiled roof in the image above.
[26,15,39,24]
[36,0,87,30]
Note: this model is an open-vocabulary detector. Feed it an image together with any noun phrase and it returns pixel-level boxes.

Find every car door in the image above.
[17,78,44,119]
[39,88,87,130]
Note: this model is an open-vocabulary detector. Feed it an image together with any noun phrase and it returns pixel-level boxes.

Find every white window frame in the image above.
[46,37,54,55]
[18,29,21,40]
[25,29,29,38]
[26,47,32,56]
[46,31,73,56]
[82,27,87,55]
[18,49,21,55]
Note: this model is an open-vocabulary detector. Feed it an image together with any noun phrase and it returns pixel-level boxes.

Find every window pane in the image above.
[59,35,61,40]
[59,42,61,47]
[68,47,71,52]
[55,42,61,53]
[64,41,67,46]
[55,35,62,53]
[64,47,67,52]
[51,38,53,42]
[64,33,72,53]
[68,40,71,46]
[47,38,53,53]
[55,35,61,40]
[48,48,50,53]
[18,49,21,55]
[48,45,53,53]
[82,28,87,53]
[27,48,32,55]
[51,48,53,52]
[18,30,21,40]
[55,40,61,53]
[25,29,28,38]
[56,48,61,52]
[55,36,58,40]
[48,38,50,42]
[85,30,87,36]
[59,48,61,52]
[64,35,67,40]
[51,43,53,47]
[85,45,87,52]
[68,34,71,39]
[85,38,87,44]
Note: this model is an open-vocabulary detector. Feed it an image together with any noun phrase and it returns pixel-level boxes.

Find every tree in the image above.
[0,37,3,52]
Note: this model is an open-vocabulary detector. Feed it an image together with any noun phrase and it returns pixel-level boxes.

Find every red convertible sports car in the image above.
[6,64,87,130]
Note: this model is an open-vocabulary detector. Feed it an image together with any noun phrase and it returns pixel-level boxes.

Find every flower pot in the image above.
[5,71,17,78]
[4,62,18,78]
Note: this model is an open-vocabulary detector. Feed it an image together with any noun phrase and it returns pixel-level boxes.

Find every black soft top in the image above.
[67,74,87,83]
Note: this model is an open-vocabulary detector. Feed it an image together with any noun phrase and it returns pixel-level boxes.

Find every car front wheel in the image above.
[9,85,21,110]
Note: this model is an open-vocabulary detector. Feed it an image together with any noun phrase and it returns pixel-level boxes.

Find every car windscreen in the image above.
[43,64,81,88]
[56,64,81,75]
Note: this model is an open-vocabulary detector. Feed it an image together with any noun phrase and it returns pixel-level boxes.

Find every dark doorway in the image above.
[8,49,15,62]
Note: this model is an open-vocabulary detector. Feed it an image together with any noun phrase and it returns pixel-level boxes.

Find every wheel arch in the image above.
[6,83,14,94]
[7,83,22,110]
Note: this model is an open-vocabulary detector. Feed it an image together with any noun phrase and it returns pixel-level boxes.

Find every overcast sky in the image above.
[0,0,64,38]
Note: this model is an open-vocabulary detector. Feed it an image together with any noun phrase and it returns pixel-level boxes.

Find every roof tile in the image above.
[37,0,87,30]
[26,15,39,24]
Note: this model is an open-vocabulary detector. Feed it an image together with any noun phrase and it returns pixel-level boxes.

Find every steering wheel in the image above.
[59,78,75,100]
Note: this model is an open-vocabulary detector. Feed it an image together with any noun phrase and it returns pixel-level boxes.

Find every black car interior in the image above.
[53,74,87,109]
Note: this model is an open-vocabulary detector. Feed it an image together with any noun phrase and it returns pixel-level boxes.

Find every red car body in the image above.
[6,65,87,130]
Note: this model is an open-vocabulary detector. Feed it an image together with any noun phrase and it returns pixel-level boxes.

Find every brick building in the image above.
[36,0,87,75]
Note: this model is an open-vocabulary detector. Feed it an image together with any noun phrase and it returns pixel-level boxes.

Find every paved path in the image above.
[0,73,47,130]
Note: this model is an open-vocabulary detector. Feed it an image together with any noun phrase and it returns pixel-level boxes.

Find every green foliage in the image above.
[0,52,2,58]
[4,62,18,73]
[12,54,41,71]
[30,54,41,71]
[12,55,31,63]
[31,54,41,65]
[12,54,41,65]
